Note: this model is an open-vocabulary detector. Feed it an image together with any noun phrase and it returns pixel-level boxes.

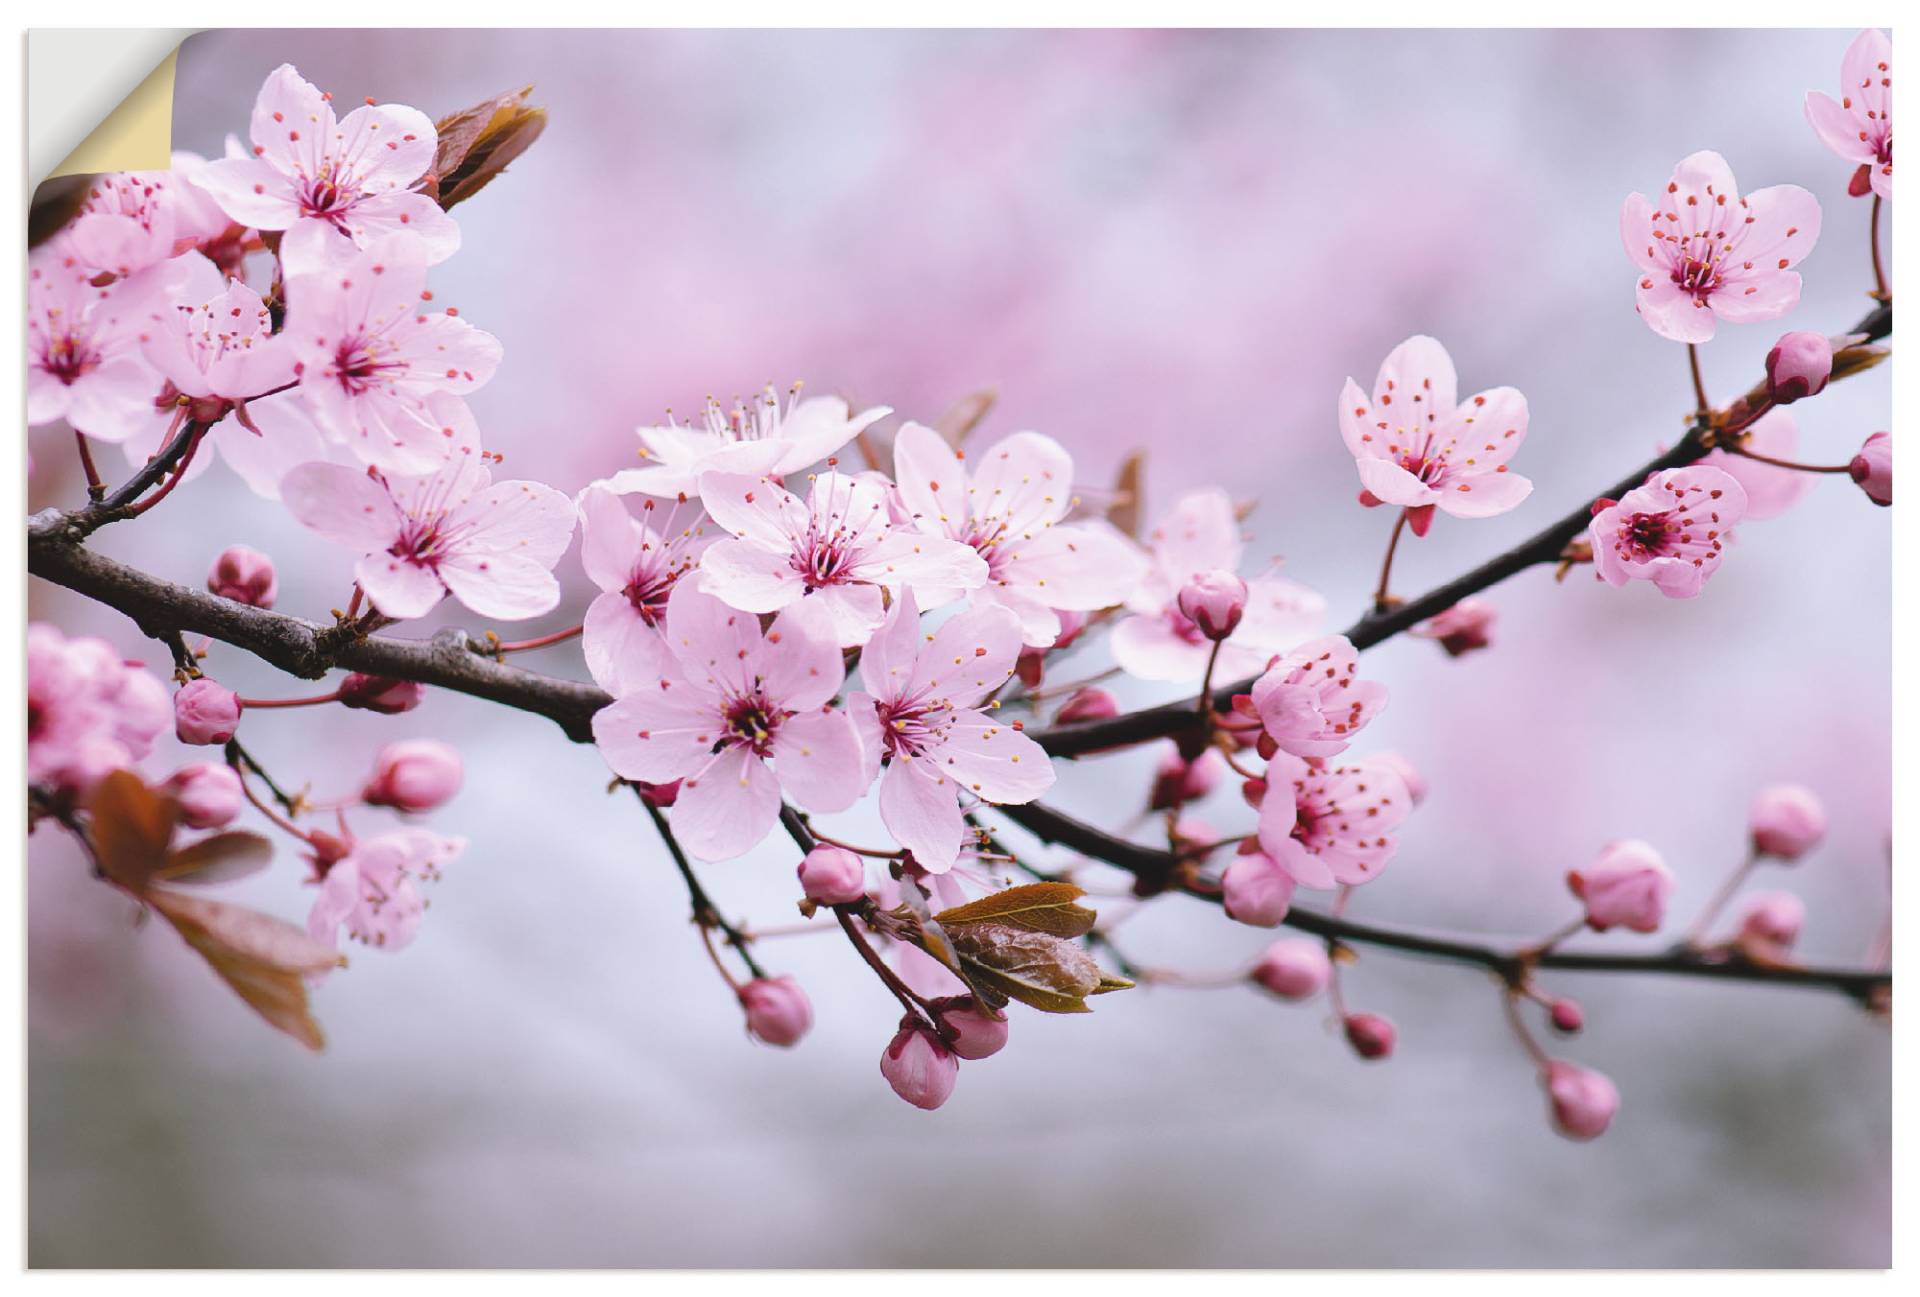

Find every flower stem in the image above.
[74,433,105,502]
[638,789,767,981]
[121,422,209,519]
[1684,851,1759,946]
[1870,194,1888,302]
[834,903,937,1024]
[1722,444,1854,475]
[1372,510,1409,613]
[491,624,584,654]
[1687,343,1710,417]
[233,690,343,709]
[1502,987,1551,1071]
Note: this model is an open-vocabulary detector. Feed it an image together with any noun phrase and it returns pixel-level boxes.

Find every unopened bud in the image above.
[1735,890,1806,953]
[740,976,812,1048]
[163,762,243,829]
[1764,331,1833,404]
[1413,598,1496,658]
[1542,1060,1619,1141]
[635,779,680,807]
[1176,569,1249,641]
[1366,751,1427,806]
[1567,840,1671,933]
[1849,431,1891,507]
[1054,686,1119,724]
[880,1015,958,1110]
[1149,747,1220,811]
[337,673,424,714]
[797,844,867,905]
[929,996,1008,1060]
[1344,1012,1397,1060]
[174,678,241,745]
[1548,998,1585,1035]
[1250,938,1330,1000]
[362,739,463,812]
[1221,851,1296,927]
[1748,784,1826,861]
[206,544,278,608]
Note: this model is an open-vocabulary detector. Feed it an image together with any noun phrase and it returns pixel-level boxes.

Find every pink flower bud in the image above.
[1736,890,1806,952]
[1849,431,1891,506]
[1221,851,1296,927]
[929,996,1008,1060]
[1748,784,1826,861]
[1343,1012,1396,1060]
[1367,751,1427,806]
[1176,569,1249,641]
[1054,686,1119,724]
[1542,1060,1619,1141]
[1413,598,1496,658]
[163,762,243,829]
[1567,840,1672,933]
[206,544,278,608]
[797,844,867,905]
[1549,998,1585,1035]
[173,679,241,745]
[362,739,464,812]
[636,779,680,807]
[880,1015,958,1110]
[740,976,812,1048]
[1250,938,1331,1000]
[1149,747,1221,811]
[337,673,424,714]
[1763,331,1833,404]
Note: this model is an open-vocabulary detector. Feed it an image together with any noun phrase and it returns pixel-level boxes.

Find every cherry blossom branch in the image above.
[637,787,767,981]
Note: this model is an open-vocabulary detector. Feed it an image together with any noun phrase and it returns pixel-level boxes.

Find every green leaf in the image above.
[934,882,1097,938]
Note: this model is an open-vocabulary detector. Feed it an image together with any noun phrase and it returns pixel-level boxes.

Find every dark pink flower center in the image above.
[876,697,954,761]
[624,567,678,624]
[331,335,404,395]
[1672,253,1724,302]
[389,520,445,566]
[41,332,102,386]
[722,694,783,756]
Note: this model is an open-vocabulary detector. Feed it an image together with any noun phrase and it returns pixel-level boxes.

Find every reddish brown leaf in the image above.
[147,888,342,1051]
[155,831,274,886]
[946,922,1108,1014]
[931,388,997,448]
[1105,452,1145,538]
[430,86,547,210]
[86,770,180,890]
[935,882,1097,938]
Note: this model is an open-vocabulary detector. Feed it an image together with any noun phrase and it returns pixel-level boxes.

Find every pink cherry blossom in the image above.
[849,591,1053,873]
[1411,597,1497,657]
[26,624,170,801]
[1251,938,1331,1000]
[1748,784,1826,861]
[602,386,891,499]
[1736,891,1806,955]
[1567,840,1671,933]
[118,385,335,503]
[797,845,868,905]
[337,673,423,714]
[1245,634,1387,760]
[61,169,217,280]
[26,242,179,443]
[1805,29,1893,200]
[1255,751,1412,890]
[194,64,459,277]
[1221,850,1296,927]
[697,469,988,647]
[1110,488,1327,683]
[889,422,1147,646]
[174,678,242,746]
[163,762,244,830]
[880,1015,959,1110]
[1338,335,1533,520]
[1620,151,1821,344]
[591,583,867,861]
[740,976,813,1047]
[1703,410,1812,522]
[307,827,465,953]
[281,449,575,621]
[207,545,279,607]
[1542,1060,1619,1141]
[1764,331,1833,405]
[283,234,500,473]
[1850,431,1892,506]
[363,739,464,813]
[1589,466,1748,599]
[576,485,711,696]
[140,252,295,407]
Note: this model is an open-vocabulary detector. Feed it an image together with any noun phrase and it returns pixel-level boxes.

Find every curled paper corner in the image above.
[30,30,193,186]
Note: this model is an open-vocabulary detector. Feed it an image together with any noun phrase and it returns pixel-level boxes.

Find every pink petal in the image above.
[1355,456,1435,508]
[192,156,301,230]
[968,430,1075,533]
[1634,275,1716,344]
[1145,487,1242,582]
[1109,613,1210,683]
[65,357,164,442]
[583,593,670,696]
[939,709,1054,806]
[697,538,803,613]
[592,687,722,784]
[999,521,1147,615]
[280,461,403,550]
[209,391,330,500]
[878,760,967,874]
[437,551,562,621]
[1618,191,1666,273]
[770,709,868,813]
[333,102,437,192]
[1434,468,1533,519]
[890,421,965,537]
[1730,184,1822,270]
[851,531,989,601]
[698,471,807,548]
[755,597,847,712]
[1804,91,1876,163]
[1709,270,1801,325]
[455,478,576,566]
[249,64,335,179]
[672,746,781,861]
[1705,408,1811,521]
[912,602,1024,710]
[1338,376,1383,460]
[1371,334,1458,425]
[576,485,646,593]
[353,553,447,619]
[661,581,764,696]
[855,587,926,703]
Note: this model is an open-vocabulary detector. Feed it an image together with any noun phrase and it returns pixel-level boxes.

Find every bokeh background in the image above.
[27,28,1890,1267]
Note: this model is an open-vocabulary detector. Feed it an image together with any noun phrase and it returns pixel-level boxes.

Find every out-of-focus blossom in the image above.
[1748,784,1826,861]
[194,63,459,276]
[880,1015,959,1110]
[1735,891,1806,957]
[282,234,500,473]
[602,386,890,499]
[1344,1012,1396,1060]
[1542,1060,1619,1141]
[1110,488,1326,683]
[891,423,1147,646]
[1177,569,1248,641]
[307,827,464,952]
[1850,431,1892,506]
[1251,938,1331,1000]
[1805,29,1893,200]
[1221,850,1296,927]
[1148,745,1223,811]
[929,996,1008,1060]
[163,762,244,829]
[697,468,986,648]
[1255,751,1412,889]
[1367,751,1427,806]
[1620,150,1820,343]
[797,845,868,905]
[281,449,575,621]
[207,544,279,607]
[362,739,464,812]
[1567,840,1671,933]
[576,485,710,695]
[848,591,1051,872]
[174,678,242,746]
[1411,598,1496,657]
[591,584,866,861]
[1588,466,1748,599]
[142,252,296,409]
[1764,331,1834,405]
[337,673,423,714]
[26,242,179,443]
[1338,335,1533,521]
[740,976,813,1047]
[1704,410,1812,521]
[1549,999,1585,1035]
[1053,686,1118,724]
[27,625,170,800]
[61,170,214,280]
[1244,634,1386,759]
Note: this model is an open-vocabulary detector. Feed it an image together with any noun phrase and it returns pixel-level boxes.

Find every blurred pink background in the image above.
[28,28,1889,1266]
